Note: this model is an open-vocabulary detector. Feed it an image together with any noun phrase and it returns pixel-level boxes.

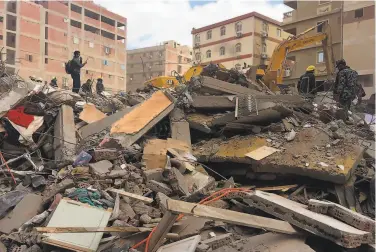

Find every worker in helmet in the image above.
[36,77,43,83]
[81,79,93,94]
[50,77,58,88]
[29,75,36,82]
[96,76,104,95]
[297,65,316,97]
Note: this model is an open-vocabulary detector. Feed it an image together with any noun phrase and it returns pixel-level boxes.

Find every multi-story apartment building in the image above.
[126,40,192,91]
[191,12,290,70]
[282,1,342,87]
[0,1,127,92]
[343,1,375,97]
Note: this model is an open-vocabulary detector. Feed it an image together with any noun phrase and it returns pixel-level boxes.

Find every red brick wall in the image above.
[83,41,100,57]
[19,35,40,53]
[71,11,81,21]
[45,58,65,73]
[47,27,67,44]
[101,22,115,33]
[19,50,40,69]
[84,16,100,27]
[47,12,68,30]
[20,1,41,21]
[71,26,81,37]
[20,18,40,36]
[101,45,116,59]
[47,43,68,60]
[47,1,68,16]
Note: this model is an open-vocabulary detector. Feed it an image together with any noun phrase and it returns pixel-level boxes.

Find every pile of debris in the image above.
[0,67,374,252]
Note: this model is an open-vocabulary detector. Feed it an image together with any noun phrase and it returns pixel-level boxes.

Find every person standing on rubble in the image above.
[297,65,316,98]
[333,59,361,119]
[96,77,104,95]
[70,51,87,93]
[49,77,58,88]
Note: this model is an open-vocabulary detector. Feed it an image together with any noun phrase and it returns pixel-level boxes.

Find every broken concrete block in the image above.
[89,160,113,175]
[156,235,201,252]
[119,202,136,220]
[212,233,314,252]
[0,190,28,218]
[333,129,345,139]
[54,105,77,162]
[132,202,152,215]
[308,199,375,234]
[146,180,173,196]
[106,170,128,179]
[140,214,152,224]
[170,108,191,147]
[42,179,75,203]
[0,194,43,234]
[143,169,164,182]
[31,175,47,188]
[244,191,372,248]
[164,168,190,196]
[201,233,233,250]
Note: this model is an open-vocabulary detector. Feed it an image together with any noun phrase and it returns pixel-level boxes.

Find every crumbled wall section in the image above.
[244,190,372,248]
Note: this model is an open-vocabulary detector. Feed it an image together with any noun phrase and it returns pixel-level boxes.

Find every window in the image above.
[195,34,200,43]
[85,70,89,74]
[207,30,212,40]
[0,17,3,23]
[89,42,94,48]
[277,28,281,37]
[220,26,226,36]
[220,46,225,56]
[195,53,201,61]
[262,22,268,32]
[206,50,211,58]
[262,43,267,53]
[317,51,324,63]
[317,20,328,33]
[73,37,79,44]
[159,51,163,57]
[103,59,109,66]
[235,22,242,32]
[177,65,182,74]
[26,54,33,62]
[129,75,133,81]
[109,74,112,79]
[235,43,241,53]
[104,46,111,55]
[355,8,364,18]
[120,64,125,70]
[45,58,48,64]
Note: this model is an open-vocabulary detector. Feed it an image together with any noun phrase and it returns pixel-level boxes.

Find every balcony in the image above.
[283,0,297,9]
[283,10,297,24]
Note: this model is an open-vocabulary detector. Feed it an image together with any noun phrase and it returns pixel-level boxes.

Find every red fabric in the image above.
[6,106,34,128]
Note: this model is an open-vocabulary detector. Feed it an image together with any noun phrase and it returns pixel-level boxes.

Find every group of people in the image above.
[298,59,365,120]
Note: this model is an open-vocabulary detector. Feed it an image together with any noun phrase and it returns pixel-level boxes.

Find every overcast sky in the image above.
[94,0,291,50]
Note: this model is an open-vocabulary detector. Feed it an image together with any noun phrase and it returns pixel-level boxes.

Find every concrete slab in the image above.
[79,107,134,139]
[199,77,262,96]
[244,191,372,248]
[193,128,364,184]
[89,160,113,175]
[187,112,235,133]
[212,233,314,252]
[0,194,43,234]
[169,108,191,147]
[201,233,233,250]
[146,180,173,196]
[156,235,201,252]
[54,105,77,162]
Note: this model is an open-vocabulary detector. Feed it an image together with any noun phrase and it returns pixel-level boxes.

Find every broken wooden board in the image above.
[111,91,173,135]
[0,194,43,234]
[142,138,190,170]
[244,191,372,248]
[107,188,153,203]
[256,184,298,192]
[165,198,298,235]
[245,146,280,161]
[43,198,112,252]
[79,104,106,124]
[193,128,364,184]
[212,233,314,252]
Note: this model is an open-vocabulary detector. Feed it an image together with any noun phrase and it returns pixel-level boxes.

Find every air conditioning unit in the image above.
[261,53,268,59]
[261,31,268,38]
[236,32,242,38]
[284,69,291,77]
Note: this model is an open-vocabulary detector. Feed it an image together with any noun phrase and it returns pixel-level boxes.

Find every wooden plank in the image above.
[148,211,179,252]
[36,227,179,239]
[166,198,298,235]
[245,146,280,161]
[107,188,153,203]
[256,184,298,192]
[79,104,106,124]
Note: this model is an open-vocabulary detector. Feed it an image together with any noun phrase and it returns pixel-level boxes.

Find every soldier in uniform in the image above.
[333,59,359,119]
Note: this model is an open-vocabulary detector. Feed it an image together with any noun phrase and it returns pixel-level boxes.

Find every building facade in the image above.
[126,40,192,91]
[191,12,290,70]
[343,1,375,97]
[1,1,127,92]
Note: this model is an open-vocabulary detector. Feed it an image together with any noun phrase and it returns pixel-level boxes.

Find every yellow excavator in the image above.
[143,63,226,88]
[262,21,335,91]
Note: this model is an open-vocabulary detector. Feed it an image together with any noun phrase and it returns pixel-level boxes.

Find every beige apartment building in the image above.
[282,0,342,86]
[343,1,375,97]
[126,40,192,91]
[191,12,290,70]
[0,1,127,92]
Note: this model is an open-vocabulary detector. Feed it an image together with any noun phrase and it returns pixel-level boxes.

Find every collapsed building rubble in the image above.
[0,65,374,252]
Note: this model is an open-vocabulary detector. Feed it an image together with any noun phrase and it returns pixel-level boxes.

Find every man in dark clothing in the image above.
[333,59,359,119]
[81,79,92,94]
[297,65,316,97]
[71,51,87,93]
[49,77,58,88]
[96,77,104,95]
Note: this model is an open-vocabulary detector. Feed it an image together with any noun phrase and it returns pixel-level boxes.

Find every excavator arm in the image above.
[263,22,335,90]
